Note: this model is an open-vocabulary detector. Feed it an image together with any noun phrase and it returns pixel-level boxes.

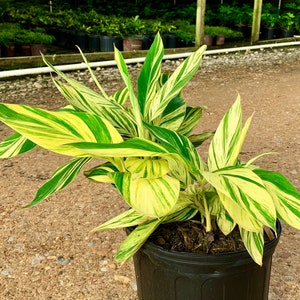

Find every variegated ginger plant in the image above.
[0,34,300,265]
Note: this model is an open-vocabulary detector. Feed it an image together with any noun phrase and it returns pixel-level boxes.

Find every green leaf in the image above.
[137,33,164,117]
[114,46,143,137]
[112,171,180,218]
[240,227,264,265]
[208,96,252,171]
[116,219,163,262]
[177,106,204,136]
[188,131,214,147]
[203,167,277,231]
[24,157,91,208]
[0,104,123,156]
[53,80,138,137]
[0,132,35,158]
[92,208,151,231]
[84,162,118,183]
[144,123,203,176]
[157,95,186,131]
[254,169,300,229]
[66,137,168,158]
[217,206,236,235]
[148,45,207,121]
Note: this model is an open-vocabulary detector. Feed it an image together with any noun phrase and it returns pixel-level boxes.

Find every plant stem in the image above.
[203,194,212,232]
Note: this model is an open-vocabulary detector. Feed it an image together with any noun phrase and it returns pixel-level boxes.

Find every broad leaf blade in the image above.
[0,104,123,156]
[138,33,164,117]
[92,208,151,231]
[112,171,180,218]
[114,46,143,136]
[240,227,264,265]
[84,162,119,183]
[144,123,203,176]
[177,106,204,136]
[254,169,300,229]
[24,157,91,208]
[67,138,169,158]
[116,219,162,261]
[203,167,277,231]
[0,132,35,158]
[149,45,207,121]
[208,96,252,171]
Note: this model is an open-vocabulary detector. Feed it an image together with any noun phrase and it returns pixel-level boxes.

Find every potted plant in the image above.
[120,15,146,51]
[261,12,279,40]
[0,34,300,300]
[0,23,18,57]
[279,12,296,38]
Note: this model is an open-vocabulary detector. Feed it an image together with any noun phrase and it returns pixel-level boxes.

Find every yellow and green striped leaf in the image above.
[92,208,151,231]
[0,132,35,158]
[112,172,180,218]
[84,162,119,183]
[239,227,264,265]
[254,169,300,229]
[137,33,164,117]
[208,96,252,171]
[148,44,207,121]
[24,157,91,208]
[116,219,163,261]
[203,167,277,231]
[0,103,123,156]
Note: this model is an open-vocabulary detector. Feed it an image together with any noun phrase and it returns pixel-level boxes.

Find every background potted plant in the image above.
[0,23,18,57]
[260,3,280,40]
[279,12,296,38]
[120,15,146,51]
[0,34,300,300]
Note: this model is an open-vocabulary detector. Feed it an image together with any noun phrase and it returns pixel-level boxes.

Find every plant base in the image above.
[132,221,281,300]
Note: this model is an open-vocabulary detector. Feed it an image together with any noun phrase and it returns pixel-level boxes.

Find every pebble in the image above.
[1,269,13,276]
[114,275,131,284]
[31,254,46,266]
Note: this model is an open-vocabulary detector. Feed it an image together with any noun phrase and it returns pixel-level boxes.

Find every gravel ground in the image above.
[0,46,300,299]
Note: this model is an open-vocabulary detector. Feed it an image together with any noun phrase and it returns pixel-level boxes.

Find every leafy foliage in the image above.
[0,33,300,266]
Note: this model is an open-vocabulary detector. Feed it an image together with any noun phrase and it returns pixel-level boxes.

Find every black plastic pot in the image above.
[132,221,281,300]
[100,35,116,52]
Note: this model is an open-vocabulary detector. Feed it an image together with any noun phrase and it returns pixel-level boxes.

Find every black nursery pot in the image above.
[132,221,281,300]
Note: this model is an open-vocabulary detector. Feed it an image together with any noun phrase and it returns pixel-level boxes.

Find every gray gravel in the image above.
[1,46,300,105]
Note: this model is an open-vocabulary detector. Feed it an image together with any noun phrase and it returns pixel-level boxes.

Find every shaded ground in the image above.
[0,47,300,299]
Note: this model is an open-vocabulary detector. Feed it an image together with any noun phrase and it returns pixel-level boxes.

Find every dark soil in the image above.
[150,220,247,254]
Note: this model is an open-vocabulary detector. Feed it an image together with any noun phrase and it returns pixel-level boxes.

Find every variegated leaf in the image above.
[84,162,119,183]
[156,95,186,131]
[144,123,203,176]
[239,227,264,265]
[116,219,163,261]
[24,157,91,208]
[218,192,262,232]
[0,104,123,156]
[203,167,277,231]
[0,132,35,158]
[92,208,151,231]
[112,171,180,218]
[208,96,252,171]
[114,46,144,137]
[124,157,170,179]
[217,206,236,235]
[189,131,215,147]
[148,45,207,121]
[53,80,137,137]
[138,33,164,117]
[177,106,204,136]
[66,137,168,158]
[254,169,300,229]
